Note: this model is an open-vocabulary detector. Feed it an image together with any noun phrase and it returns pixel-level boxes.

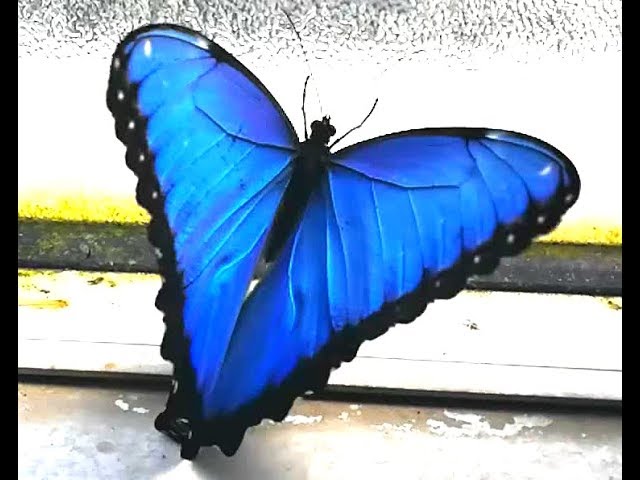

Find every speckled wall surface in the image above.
[18,1,622,243]
[19,0,620,62]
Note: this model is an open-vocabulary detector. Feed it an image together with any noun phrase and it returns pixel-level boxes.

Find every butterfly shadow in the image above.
[154,426,311,479]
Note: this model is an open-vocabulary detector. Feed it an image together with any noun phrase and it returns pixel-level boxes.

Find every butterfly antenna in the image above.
[302,74,311,140]
[330,98,379,150]
[281,8,324,121]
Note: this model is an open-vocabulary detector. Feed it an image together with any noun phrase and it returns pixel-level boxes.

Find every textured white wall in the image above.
[18,0,621,243]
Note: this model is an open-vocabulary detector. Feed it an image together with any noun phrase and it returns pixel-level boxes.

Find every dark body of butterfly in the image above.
[106,24,581,460]
[265,116,336,263]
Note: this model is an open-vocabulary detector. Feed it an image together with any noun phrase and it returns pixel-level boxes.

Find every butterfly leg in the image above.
[180,440,201,460]
[154,411,201,460]
[218,431,245,457]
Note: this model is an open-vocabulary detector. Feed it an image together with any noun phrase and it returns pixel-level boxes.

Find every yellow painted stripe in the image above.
[18,192,150,225]
[538,221,621,246]
[18,194,621,246]
[18,268,158,286]
[18,269,159,312]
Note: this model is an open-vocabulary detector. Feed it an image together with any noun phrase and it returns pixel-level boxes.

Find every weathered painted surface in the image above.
[18,269,622,400]
[18,382,622,479]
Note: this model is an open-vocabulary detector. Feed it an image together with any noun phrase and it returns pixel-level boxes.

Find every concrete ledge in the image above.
[18,381,622,479]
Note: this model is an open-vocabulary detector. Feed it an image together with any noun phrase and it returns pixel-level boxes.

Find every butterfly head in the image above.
[310,116,336,146]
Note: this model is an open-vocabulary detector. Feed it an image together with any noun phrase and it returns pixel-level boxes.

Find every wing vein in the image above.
[369,180,386,300]
[464,140,499,232]
[407,190,425,272]
[195,105,297,152]
[327,174,350,322]
[331,162,461,190]
[130,33,211,53]
[477,139,536,206]
[183,163,291,288]
[177,143,259,239]
[127,53,212,85]
[162,131,228,195]
[485,136,566,170]
[139,61,218,135]
[286,215,303,331]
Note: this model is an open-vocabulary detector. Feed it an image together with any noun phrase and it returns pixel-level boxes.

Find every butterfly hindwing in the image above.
[199,129,579,453]
[106,25,298,428]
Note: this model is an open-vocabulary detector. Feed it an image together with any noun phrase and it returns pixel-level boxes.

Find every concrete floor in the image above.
[18,382,621,480]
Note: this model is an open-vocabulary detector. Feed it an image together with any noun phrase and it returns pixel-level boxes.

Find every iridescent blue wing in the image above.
[106,24,298,439]
[198,128,580,454]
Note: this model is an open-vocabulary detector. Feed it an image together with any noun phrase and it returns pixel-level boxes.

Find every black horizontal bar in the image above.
[18,220,621,296]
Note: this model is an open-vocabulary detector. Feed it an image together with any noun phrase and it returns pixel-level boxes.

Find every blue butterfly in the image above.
[106,24,580,459]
